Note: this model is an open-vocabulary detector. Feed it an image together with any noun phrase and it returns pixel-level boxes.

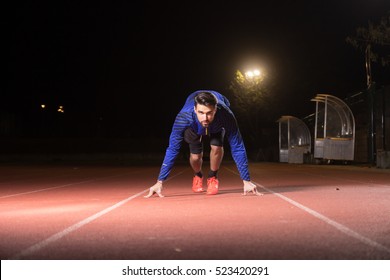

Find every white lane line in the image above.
[0,173,135,199]
[9,169,186,259]
[224,167,390,255]
[9,189,147,260]
[259,184,390,254]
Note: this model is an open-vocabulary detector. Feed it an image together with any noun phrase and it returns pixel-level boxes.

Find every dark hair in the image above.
[194,92,218,107]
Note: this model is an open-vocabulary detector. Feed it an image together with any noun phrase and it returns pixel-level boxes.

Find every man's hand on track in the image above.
[242,180,263,196]
[144,181,164,198]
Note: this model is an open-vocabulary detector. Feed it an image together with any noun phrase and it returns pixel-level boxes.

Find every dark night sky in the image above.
[4,0,390,139]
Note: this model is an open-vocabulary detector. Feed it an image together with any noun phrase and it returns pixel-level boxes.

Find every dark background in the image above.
[3,1,390,156]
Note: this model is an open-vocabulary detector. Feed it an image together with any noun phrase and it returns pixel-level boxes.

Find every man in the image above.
[145,90,262,198]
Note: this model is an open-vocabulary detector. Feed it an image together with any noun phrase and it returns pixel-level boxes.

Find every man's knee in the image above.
[190,153,203,161]
[210,145,223,154]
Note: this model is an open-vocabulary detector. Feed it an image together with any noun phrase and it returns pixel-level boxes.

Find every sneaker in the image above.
[206,176,219,195]
[192,175,204,193]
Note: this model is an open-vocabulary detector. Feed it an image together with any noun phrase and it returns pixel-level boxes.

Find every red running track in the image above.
[1,161,390,260]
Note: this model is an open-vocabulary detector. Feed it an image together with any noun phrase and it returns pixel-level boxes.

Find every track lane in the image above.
[1,162,389,260]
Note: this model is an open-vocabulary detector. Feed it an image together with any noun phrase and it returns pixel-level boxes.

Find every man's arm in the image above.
[223,109,263,196]
[157,112,190,181]
[145,112,191,198]
[223,110,250,181]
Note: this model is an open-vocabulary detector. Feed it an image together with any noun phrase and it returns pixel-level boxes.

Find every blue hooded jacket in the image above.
[158,90,250,181]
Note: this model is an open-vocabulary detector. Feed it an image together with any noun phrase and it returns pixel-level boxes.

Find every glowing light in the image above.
[245,69,262,79]
[41,104,46,109]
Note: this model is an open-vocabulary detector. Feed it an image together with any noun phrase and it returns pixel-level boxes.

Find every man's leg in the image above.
[184,128,204,192]
[207,129,225,195]
[209,145,224,174]
[190,152,204,192]
[190,152,203,174]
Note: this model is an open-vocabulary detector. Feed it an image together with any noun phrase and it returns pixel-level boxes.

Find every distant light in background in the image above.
[245,69,262,79]
[41,104,46,109]
[57,105,64,113]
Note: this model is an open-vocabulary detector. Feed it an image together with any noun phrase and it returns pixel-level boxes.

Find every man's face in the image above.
[194,104,217,128]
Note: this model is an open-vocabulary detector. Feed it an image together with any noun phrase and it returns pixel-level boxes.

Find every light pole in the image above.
[243,68,265,160]
[365,44,376,164]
